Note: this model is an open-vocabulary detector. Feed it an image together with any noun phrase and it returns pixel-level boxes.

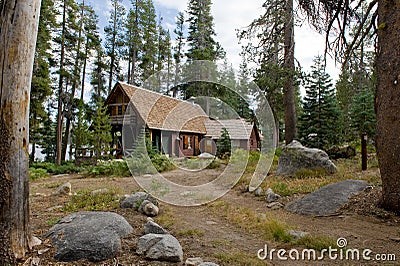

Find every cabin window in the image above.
[183,136,188,149]
[118,106,122,115]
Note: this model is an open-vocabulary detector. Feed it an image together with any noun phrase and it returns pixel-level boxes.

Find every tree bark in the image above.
[283,0,297,144]
[0,0,41,262]
[376,0,400,212]
[56,0,67,165]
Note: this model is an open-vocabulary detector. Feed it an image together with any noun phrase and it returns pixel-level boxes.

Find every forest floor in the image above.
[25,157,400,266]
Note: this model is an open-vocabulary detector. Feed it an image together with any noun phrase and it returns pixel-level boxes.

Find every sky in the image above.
[89,0,341,83]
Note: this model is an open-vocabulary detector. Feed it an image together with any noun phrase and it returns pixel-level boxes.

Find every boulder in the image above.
[144,219,168,235]
[276,140,337,176]
[285,180,369,216]
[52,182,72,196]
[138,200,159,217]
[137,233,183,262]
[327,145,356,159]
[120,192,158,209]
[44,212,133,262]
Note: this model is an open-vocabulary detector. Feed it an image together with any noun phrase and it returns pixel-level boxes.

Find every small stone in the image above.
[287,230,309,239]
[185,257,204,265]
[139,200,159,217]
[144,220,168,235]
[267,202,284,210]
[199,262,219,266]
[91,188,109,196]
[47,205,63,212]
[390,237,400,242]
[206,221,217,225]
[52,182,72,196]
[137,233,183,262]
[30,236,42,247]
[248,186,257,192]
[38,248,50,255]
[265,188,281,203]
[254,187,263,197]
[120,192,158,209]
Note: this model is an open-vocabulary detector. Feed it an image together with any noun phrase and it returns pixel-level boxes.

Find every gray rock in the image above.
[265,188,281,203]
[91,188,109,196]
[52,182,72,196]
[44,211,133,262]
[138,200,159,217]
[276,140,337,176]
[267,202,284,210]
[199,263,219,266]
[120,192,158,209]
[144,220,168,235]
[254,187,263,197]
[198,153,215,159]
[185,257,204,265]
[287,230,309,239]
[285,180,369,216]
[137,233,183,262]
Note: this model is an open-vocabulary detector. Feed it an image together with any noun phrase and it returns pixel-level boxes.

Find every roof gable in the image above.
[109,82,208,134]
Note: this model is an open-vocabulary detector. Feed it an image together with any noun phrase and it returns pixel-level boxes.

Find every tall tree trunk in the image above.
[56,0,67,165]
[108,3,118,92]
[283,0,297,144]
[0,0,41,262]
[61,0,85,162]
[376,0,400,212]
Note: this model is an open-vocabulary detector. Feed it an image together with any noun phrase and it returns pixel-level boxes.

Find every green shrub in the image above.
[30,162,82,175]
[29,168,49,181]
[64,188,120,212]
[85,160,131,177]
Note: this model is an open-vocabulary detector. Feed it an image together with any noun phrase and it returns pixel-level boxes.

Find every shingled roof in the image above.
[108,82,208,134]
[204,119,255,140]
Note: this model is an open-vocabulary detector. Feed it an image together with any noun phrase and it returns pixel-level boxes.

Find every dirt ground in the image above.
[25,166,400,266]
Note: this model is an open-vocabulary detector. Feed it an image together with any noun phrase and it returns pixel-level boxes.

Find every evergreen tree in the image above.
[104,0,126,92]
[172,11,185,97]
[298,56,341,150]
[30,0,56,162]
[139,0,158,80]
[186,0,224,61]
[73,101,92,162]
[125,0,144,85]
[40,105,57,162]
[91,100,112,160]
[350,87,376,140]
[54,0,80,164]
[216,128,231,159]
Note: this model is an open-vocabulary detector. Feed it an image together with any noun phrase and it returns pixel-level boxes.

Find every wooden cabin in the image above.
[105,82,208,158]
[204,119,260,152]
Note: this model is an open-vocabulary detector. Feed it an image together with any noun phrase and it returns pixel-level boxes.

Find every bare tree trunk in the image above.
[0,0,41,262]
[283,0,297,144]
[376,0,400,212]
[56,0,67,165]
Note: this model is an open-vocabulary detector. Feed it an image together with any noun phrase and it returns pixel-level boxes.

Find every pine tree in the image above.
[125,0,144,85]
[217,128,231,159]
[104,0,126,92]
[172,12,185,97]
[186,0,223,61]
[139,0,158,80]
[350,87,376,140]
[73,101,92,162]
[30,0,56,162]
[298,56,341,150]
[91,100,112,160]
[54,0,80,164]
